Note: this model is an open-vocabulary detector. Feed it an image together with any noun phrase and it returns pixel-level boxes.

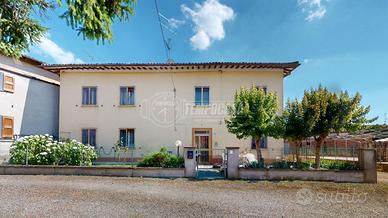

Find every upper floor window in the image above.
[195,86,209,106]
[82,128,96,147]
[1,74,15,93]
[256,85,267,94]
[120,87,135,105]
[119,128,135,147]
[82,87,97,105]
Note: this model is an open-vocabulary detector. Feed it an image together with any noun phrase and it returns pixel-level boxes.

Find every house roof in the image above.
[42,61,301,77]
[20,55,45,66]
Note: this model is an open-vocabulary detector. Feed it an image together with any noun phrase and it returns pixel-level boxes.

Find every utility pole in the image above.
[384,113,387,125]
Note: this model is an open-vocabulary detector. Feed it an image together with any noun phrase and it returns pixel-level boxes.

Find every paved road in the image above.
[0,174,387,218]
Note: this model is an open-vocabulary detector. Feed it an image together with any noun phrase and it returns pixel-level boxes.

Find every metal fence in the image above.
[283,145,359,162]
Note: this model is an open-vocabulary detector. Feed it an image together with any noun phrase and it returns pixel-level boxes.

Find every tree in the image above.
[276,99,313,163]
[302,86,375,168]
[0,0,136,58]
[225,86,279,162]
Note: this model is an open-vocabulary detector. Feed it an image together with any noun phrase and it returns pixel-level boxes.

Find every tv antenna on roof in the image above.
[154,0,176,64]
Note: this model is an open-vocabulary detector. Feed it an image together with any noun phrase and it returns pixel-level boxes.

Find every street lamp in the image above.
[175,140,182,157]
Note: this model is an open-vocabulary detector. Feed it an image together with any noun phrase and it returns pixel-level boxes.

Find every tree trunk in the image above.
[295,141,301,163]
[314,136,325,168]
[255,137,263,163]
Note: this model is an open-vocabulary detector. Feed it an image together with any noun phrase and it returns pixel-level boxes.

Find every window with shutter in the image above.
[4,75,15,93]
[251,137,268,149]
[2,116,14,139]
[82,87,97,105]
[81,128,97,146]
[194,86,210,106]
[119,129,135,147]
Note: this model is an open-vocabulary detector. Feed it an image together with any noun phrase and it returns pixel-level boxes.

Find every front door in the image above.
[192,128,212,164]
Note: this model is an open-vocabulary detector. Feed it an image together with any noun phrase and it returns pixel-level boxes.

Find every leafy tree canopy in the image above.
[225,86,279,162]
[0,0,136,58]
[301,85,376,167]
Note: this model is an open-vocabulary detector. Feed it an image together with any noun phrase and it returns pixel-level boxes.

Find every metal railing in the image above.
[283,146,359,162]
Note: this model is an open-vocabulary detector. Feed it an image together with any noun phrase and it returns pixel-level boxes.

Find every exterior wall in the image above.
[59,69,285,160]
[0,55,60,162]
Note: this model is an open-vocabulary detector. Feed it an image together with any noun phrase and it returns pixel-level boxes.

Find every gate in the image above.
[196,148,227,179]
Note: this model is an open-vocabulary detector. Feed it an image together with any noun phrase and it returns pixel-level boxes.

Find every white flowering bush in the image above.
[9,135,97,166]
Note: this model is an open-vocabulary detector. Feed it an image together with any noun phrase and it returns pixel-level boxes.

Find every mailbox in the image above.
[187,150,194,159]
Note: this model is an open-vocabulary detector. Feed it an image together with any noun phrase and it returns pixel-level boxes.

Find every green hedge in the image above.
[137,147,184,168]
[9,135,97,166]
[246,160,358,170]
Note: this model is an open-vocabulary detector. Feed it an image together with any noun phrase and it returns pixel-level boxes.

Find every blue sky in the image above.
[28,0,388,123]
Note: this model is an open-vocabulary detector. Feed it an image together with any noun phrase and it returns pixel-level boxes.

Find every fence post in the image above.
[183,147,196,178]
[359,149,377,183]
[25,143,28,165]
[226,147,240,179]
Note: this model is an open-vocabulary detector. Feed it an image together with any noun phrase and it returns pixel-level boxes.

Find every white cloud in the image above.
[298,0,327,22]
[168,18,185,29]
[34,36,84,64]
[181,0,235,50]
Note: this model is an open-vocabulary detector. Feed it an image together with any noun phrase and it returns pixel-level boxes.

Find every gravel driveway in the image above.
[0,174,387,218]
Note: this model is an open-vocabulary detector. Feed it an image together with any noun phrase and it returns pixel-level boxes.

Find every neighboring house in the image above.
[43,62,299,161]
[0,55,60,162]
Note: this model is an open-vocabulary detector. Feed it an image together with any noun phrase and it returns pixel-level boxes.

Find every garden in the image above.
[8,135,183,168]
[225,85,375,172]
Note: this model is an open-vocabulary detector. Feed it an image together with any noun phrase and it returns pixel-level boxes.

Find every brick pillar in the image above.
[183,147,197,178]
[226,147,240,179]
[359,149,377,183]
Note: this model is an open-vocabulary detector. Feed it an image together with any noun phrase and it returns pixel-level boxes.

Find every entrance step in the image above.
[196,169,225,180]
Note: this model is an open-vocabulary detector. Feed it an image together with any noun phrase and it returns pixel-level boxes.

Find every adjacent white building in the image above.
[43,62,299,162]
[0,55,60,162]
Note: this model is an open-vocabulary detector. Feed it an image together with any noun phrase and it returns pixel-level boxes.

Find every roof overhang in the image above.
[42,61,300,77]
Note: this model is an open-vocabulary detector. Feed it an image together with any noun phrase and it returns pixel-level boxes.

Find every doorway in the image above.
[192,128,212,165]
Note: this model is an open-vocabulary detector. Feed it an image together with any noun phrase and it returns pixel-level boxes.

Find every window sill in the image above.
[193,105,211,108]
[118,105,137,108]
[81,105,98,107]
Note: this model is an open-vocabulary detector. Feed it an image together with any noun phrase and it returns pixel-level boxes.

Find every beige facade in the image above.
[52,63,299,160]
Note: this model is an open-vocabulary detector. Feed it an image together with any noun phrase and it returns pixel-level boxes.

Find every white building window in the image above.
[120,129,135,147]
[195,86,209,106]
[120,87,135,105]
[82,128,96,147]
[82,87,97,105]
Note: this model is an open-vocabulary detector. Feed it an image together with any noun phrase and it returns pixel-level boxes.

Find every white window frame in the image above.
[194,86,210,106]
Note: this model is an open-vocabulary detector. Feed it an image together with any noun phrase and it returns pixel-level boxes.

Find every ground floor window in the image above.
[120,129,135,147]
[1,116,14,139]
[82,128,96,146]
[251,137,268,149]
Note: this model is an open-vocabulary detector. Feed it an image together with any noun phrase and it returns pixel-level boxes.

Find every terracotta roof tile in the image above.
[42,61,300,77]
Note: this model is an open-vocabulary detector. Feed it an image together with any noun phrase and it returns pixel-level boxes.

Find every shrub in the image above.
[267,161,312,169]
[137,147,184,168]
[246,161,265,169]
[9,135,97,166]
[246,161,312,169]
[318,159,359,170]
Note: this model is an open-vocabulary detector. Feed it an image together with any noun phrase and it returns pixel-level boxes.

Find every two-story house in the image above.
[0,55,60,162]
[43,62,299,162]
